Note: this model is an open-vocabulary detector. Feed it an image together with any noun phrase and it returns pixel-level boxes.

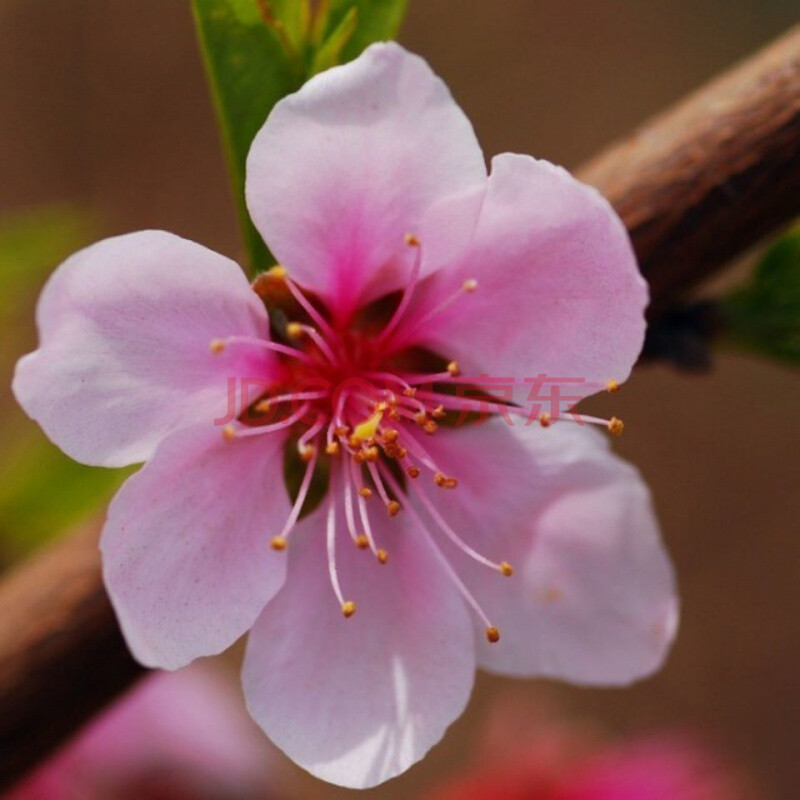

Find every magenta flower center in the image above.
[210,246,512,641]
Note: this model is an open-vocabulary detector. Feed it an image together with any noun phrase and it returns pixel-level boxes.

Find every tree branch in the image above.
[1,23,799,793]
[580,24,800,316]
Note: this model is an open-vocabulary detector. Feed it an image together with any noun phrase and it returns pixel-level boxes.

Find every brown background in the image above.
[1,1,799,798]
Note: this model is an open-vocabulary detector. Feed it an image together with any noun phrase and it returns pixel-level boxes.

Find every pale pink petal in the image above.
[417,419,677,685]
[13,231,274,467]
[246,42,486,321]
[398,154,647,401]
[102,423,291,670]
[242,501,474,788]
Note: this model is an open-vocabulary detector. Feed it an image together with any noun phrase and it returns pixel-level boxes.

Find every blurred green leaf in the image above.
[323,0,407,63]
[723,227,800,364]
[311,6,358,74]
[191,0,408,275]
[192,0,304,274]
[0,208,127,560]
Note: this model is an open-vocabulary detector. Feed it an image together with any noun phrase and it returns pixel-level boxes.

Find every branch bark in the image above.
[1,22,799,793]
[0,525,143,790]
[580,24,800,316]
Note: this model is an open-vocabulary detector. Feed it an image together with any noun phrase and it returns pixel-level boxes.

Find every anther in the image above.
[462,278,478,292]
[285,322,304,339]
[270,535,287,551]
[267,264,288,279]
[358,487,373,499]
[341,601,356,618]
[355,534,369,550]
[382,428,399,443]
[608,417,625,436]
[335,426,349,437]
[432,405,446,419]
[423,420,438,435]
[299,444,316,463]
[414,411,427,426]
[403,387,417,398]
[447,361,460,378]
[499,561,514,577]
[404,233,420,247]
[434,473,458,489]
[364,446,380,462]
[485,626,501,643]
[606,379,620,394]
[222,425,236,441]
[254,399,271,414]
[325,441,340,456]
[387,500,401,517]
[539,412,552,428]
[209,338,225,354]
[407,466,421,479]
[376,549,389,565]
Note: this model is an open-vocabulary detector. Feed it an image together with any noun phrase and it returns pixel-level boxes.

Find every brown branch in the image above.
[0,526,143,790]
[1,22,799,793]
[579,24,800,316]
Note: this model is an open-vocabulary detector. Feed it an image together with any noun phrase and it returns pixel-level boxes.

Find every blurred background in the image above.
[1,1,798,797]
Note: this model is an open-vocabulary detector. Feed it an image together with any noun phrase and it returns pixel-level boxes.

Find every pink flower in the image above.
[13,43,677,787]
[426,736,744,800]
[5,666,278,800]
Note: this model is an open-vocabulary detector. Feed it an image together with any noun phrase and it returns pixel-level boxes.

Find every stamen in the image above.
[606,379,620,394]
[376,233,424,347]
[289,323,341,368]
[325,490,353,618]
[568,413,626,436]
[253,390,329,418]
[343,459,374,552]
[282,273,337,341]
[221,402,310,441]
[209,334,313,364]
[341,601,356,618]
[414,484,513,576]
[413,279,479,329]
[272,443,319,545]
[485,627,501,643]
[380,466,499,637]
[350,460,385,557]
[434,472,458,489]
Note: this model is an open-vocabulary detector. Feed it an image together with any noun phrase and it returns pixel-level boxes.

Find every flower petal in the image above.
[101,423,291,670]
[246,42,486,321]
[13,230,274,467]
[416,419,678,685]
[242,500,474,788]
[400,154,647,400]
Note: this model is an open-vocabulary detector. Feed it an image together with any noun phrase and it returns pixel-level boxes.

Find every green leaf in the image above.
[323,0,408,62]
[311,6,358,75]
[192,0,408,275]
[722,226,800,364]
[192,0,306,274]
[0,208,128,561]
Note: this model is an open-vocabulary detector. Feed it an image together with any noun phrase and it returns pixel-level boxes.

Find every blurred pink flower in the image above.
[5,666,279,800]
[427,735,745,800]
[13,43,677,787]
